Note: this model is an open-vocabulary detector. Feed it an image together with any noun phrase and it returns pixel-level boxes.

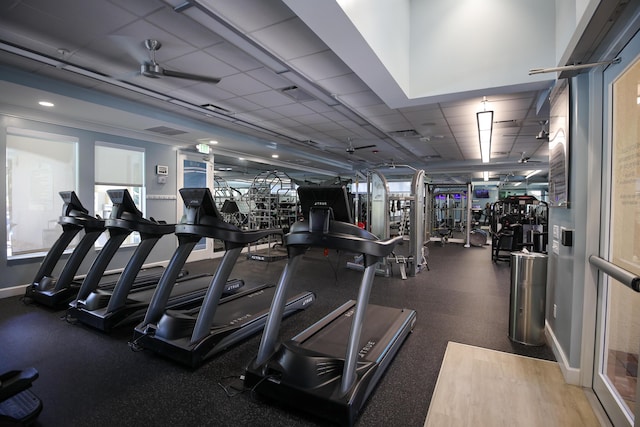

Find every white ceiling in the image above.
[0,0,557,185]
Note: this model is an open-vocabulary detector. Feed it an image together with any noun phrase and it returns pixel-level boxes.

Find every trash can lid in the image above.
[510,251,547,258]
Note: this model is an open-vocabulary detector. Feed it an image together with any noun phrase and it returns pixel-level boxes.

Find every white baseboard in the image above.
[546,320,581,385]
[1,242,277,300]
[0,284,28,300]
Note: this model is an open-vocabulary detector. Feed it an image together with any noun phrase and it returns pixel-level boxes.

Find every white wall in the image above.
[410,0,556,99]
[337,0,411,92]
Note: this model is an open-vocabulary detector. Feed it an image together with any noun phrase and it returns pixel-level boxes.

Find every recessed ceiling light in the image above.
[271,154,279,158]
[38,101,54,107]
[209,140,219,144]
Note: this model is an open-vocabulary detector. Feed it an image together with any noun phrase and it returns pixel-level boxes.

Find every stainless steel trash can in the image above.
[508,251,548,346]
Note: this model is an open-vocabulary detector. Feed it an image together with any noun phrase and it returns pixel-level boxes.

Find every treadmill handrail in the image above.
[176,187,282,244]
[175,223,282,244]
[286,219,403,260]
[255,212,404,365]
[106,218,175,236]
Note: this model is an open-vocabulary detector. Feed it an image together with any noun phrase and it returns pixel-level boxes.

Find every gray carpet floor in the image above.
[0,242,555,426]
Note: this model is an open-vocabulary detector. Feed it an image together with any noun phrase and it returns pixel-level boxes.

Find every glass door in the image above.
[593,33,640,427]
[177,152,214,262]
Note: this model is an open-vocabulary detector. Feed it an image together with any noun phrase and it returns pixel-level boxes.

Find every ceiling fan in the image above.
[345,138,376,154]
[139,39,221,84]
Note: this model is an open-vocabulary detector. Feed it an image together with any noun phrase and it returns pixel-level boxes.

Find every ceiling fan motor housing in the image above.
[141,63,162,78]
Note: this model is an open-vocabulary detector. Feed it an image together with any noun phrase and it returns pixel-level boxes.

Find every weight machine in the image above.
[428,183,475,247]
[350,168,428,279]
[490,194,548,262]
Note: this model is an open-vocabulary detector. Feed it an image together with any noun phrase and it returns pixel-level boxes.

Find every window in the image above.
[6,127,78,257]
[94,143,145,247]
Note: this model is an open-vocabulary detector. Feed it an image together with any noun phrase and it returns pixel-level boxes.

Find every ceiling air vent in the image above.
[281,86,315,102]
[145,126,188,136]
[389,129,420,138]
[201,103,231,114]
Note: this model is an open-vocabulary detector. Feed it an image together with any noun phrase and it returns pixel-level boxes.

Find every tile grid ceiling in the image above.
[0,0,550,183]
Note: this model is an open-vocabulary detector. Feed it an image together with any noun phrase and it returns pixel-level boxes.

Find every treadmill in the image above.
[24,191,106,308]
[132,188,315,368]
[245,186,416,426]
[68,189,240,332]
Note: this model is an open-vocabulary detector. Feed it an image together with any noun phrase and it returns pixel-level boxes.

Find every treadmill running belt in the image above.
[299,304,407,359]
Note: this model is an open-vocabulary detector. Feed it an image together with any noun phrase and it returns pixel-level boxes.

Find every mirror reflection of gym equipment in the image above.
[350,168,428,279]
[246,170,297,262]
[212,175,249,230]
[427,183,491,248]
[490,194,548,262]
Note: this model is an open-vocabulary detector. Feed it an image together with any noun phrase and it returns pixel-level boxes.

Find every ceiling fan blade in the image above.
[161,68,221,84]
[353,144,376,150]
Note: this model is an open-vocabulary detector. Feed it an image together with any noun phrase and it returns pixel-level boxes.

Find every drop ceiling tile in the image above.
[356,103,397,117]
[338,90,383,108]
[146,7,225,48]
[267,116,304,129]
[399,108,445,123]
[164,51,240,79]
[317,73,370,96]
[270,102,316,117]
[176,83,236,105]
[245,108,286,122]
[216,73,271,96]
[0,0,138,51]
[199,0,296,33]
[246,68,291,89]
[109,20,197,61]
[205,42,264,71]
[309,121,345,132]
[244,90,295,108]
[251,18,327,60]
[218,96,262,113]
[302,100,335,114]
[368,113,412,130]
[289,50,352,81]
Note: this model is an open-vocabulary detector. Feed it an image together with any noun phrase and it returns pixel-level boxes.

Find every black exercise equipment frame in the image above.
[132,188,315,368]
[245,186,416,426]
[24,191,106,308]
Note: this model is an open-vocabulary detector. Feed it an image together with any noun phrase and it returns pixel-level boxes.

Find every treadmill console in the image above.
[178,188,222,225]
[297,186,354,224]
[107,189,144,220]
[59,190,89,216]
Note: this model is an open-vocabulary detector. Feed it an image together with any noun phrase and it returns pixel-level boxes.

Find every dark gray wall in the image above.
[0,115,179,290]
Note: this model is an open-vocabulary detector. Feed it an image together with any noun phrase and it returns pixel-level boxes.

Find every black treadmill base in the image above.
[23,285,78,309]
[244,305,416,426]
[67,276,225,333]
[67,304,149,333]
[131,290,315,368]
